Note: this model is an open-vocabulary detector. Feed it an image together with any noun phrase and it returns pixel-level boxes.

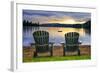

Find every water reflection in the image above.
[23,26,91,46]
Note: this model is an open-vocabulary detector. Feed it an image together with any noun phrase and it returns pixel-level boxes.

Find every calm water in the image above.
[23,26,91,46]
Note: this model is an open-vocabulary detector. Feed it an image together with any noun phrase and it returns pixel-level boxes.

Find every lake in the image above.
[23,26,91,46]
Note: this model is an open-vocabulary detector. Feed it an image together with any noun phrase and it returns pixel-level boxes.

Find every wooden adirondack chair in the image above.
[31,31,53,57]
[61,32,81,56]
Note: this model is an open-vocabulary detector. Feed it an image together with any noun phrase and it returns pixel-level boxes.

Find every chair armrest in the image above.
[60,43,65,45]
[48,42,54,50]
[49,42,54,45]
[30,43,35,46]
[49,42,54,47]
[60,43,66,48]
[78,41,82,44]
[61,43,81,46]
[31,43,54,46]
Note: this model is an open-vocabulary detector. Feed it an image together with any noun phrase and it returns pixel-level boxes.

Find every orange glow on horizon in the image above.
[48,18,86,24]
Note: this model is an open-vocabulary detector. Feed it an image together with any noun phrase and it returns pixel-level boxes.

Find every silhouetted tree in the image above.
[23,20,40,26]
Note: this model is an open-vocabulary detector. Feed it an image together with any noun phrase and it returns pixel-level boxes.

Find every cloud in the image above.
[23,10,91,24]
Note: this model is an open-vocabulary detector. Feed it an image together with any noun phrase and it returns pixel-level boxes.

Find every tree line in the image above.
[23,20,40,26]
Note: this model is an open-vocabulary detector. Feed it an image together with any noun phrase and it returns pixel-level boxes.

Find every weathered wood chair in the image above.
[61,32,81,56]
[31,31,53,57]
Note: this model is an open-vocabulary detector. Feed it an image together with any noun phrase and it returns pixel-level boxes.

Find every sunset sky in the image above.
[23,10,91,24]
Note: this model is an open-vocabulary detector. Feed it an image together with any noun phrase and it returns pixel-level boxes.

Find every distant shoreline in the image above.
[23,20,91,29]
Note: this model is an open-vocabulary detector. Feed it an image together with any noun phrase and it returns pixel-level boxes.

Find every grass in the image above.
[23,55,91,62]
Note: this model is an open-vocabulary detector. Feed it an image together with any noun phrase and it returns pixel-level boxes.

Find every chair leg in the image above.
[34,50,37,57]
[63,48,65,56]
[50,49,53,56]
[77,49,80,56]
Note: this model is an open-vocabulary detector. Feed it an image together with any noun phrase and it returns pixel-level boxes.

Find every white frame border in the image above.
[11,1,97,72]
